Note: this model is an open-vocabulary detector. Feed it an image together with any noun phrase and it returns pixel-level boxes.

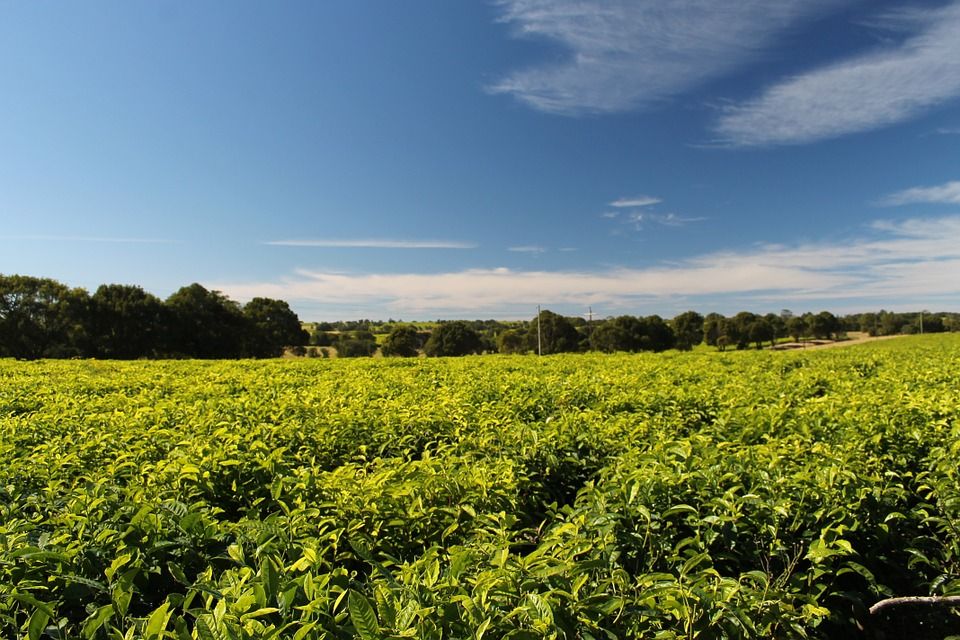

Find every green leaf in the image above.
[292,621,317,640]
[81,604,115,639]
[27,607,50,640]
[348,590,382,640]
[145,600,171,639]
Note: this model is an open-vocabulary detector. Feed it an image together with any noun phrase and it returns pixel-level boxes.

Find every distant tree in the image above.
[703,313,725,347]
[335,331,378,357]
[381,325,421,357]
[642,315,676,352]
[787,316,807,342]
[526,309,580,354]
[748,318,774,349]
[808,311,840,340]
[423,322,482,357]
[497,329,526,354]
[589,315,674,353]
[165,283,248,358]
[671,310,704,351]
[858,312,879,336]
[242,297,308,357]
[311,330,334,347]
[729,312,759,349]
[590,316,640,353]
[89,284,168,358]
[764,312,786,347]
[0,275,89,359]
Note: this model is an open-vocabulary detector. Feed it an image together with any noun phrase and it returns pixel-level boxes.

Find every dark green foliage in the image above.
[381,325,423,357]
[590,315,675,352]
[423,321,482,356]
[336,331,379,357]
[242,297,309,357]
[0,275,309,359]
[0,274,89,358]
[671,310,704,350]
[165,284,251,358]
[89,284,169,358]
[526,309,581,354]
[497,328,527,354]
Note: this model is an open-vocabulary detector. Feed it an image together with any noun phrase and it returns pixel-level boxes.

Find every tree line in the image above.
[319,308,960,358]
[0,275,307,359]
[4,274,957,360]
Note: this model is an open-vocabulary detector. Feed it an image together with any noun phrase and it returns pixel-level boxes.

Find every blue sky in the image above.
[2,1,959,320]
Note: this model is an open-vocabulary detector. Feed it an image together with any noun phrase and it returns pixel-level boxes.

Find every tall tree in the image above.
[0,275,89,359]
[672,310,705,351]
[381,325,422,357]
[423,321,482,357]
[89,284,168,358]
[165,284,248,358]
[526,309,581,354]
[243,297,308,357]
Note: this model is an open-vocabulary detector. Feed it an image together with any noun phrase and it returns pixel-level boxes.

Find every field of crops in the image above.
[2,335,959,639]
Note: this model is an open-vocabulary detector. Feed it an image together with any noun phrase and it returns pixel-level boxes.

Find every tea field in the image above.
[1,335,959,639]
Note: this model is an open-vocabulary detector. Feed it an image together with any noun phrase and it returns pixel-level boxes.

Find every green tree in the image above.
[787,316,807,342]
[165,283,248,358]
[243,297,308,357]
[423,321,482,357]
[89,284,168,358]
[808,311,839,340]
[747,318,774,349]
[703,313,725,347]
[527,309,581,354]
[335,331,378,357]
[0,275,89,359]
[671,310,704,351]
[381,325,421,357]
[496,329,526,354]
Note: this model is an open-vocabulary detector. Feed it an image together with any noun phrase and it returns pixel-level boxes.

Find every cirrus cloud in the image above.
[489,0,852,115]
[714,3,960,146]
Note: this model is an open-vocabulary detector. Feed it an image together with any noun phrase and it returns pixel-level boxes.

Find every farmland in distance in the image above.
[1,335,959,639]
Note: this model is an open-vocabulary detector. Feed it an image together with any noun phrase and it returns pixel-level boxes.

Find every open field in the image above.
[1,335,959,638]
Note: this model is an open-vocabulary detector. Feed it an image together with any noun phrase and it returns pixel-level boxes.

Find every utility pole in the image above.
[537,304,542,356]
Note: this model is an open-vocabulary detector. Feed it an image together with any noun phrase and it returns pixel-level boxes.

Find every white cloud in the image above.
[266,239,477,249]
[489,0,850,115]
[610,196,660,208]
[508,245,547,253]
[714,3,960,146]
[878,180,960,206]
[215,216,960,316]
[936,127,960,135]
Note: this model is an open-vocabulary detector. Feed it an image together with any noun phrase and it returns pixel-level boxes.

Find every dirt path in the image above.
[771,332,906,351]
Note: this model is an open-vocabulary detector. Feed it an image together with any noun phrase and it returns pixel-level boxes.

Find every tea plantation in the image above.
[1,335,958,638]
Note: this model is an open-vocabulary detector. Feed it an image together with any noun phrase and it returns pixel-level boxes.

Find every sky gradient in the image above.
[2,1,959,320]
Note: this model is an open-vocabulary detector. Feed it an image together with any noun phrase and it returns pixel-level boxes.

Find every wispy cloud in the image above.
[935,127,960,135]
[266,239,477,249]
[216,216,960,316]
[878,180,960,206]
[0,235,172,244]
[627,212,707,229]
[714,3,960,146]
[610,196,660,208]
[489,0,849,115]
[508,245,547,254]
